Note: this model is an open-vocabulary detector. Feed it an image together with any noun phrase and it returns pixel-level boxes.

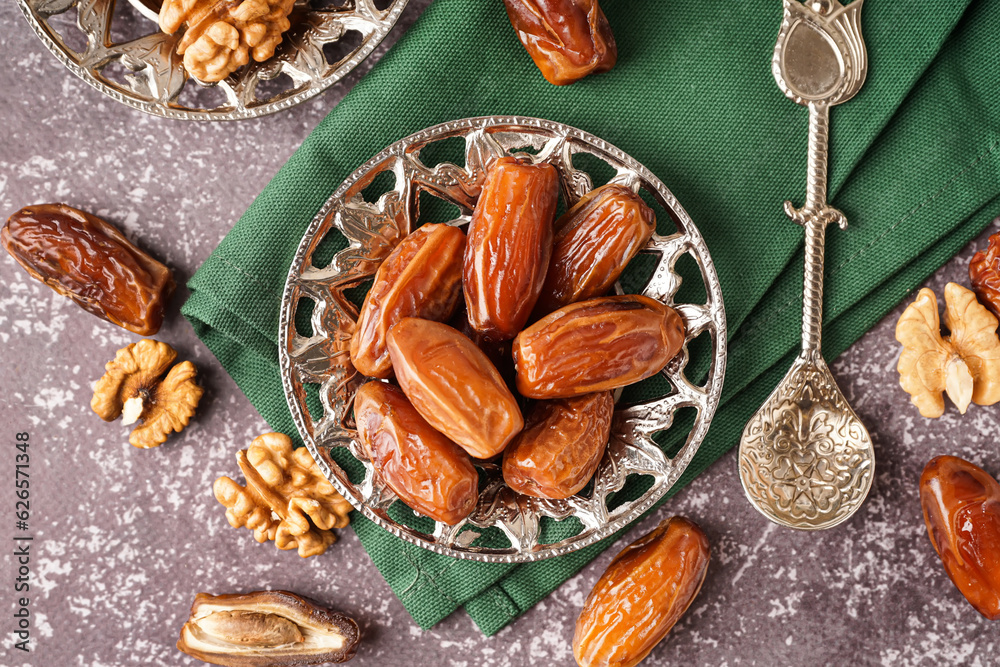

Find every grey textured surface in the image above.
[1,2,999,665]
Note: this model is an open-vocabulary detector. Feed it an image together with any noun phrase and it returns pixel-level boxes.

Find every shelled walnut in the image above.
[214,433,352,558]
[159,0,296,82]
[91,339,203,448]
[177,590,360,665]
[895,283,1000,417]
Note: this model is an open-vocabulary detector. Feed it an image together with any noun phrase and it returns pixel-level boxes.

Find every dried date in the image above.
[177,590,360,665]
[513,295,685,399]
[920,455,1000,620]
[535,184,656,316]
[969,232,1000,319]
[502,392,613,499]
[387,318,523,459]
[450,307,520,399]
[354,381,479,525]
[574,516,710,667]
[463,156,559,341]
[351,223,466,378]
[2,203,174,335]
[503,0,617,86]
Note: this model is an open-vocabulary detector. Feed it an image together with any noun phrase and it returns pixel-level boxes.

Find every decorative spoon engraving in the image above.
[738,0,874,530]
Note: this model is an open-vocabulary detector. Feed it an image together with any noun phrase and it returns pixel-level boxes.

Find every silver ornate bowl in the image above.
[279,116,727,563]
[16,0,408,120]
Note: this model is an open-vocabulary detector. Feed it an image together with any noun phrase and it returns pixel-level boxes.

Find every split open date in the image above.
[177,590,360,666]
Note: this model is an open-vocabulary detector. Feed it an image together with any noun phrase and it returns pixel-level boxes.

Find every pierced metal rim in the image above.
[15,0,409,121]
[279,115,728,563]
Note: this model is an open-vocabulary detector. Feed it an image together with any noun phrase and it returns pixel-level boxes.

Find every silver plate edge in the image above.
[15,0,409,121]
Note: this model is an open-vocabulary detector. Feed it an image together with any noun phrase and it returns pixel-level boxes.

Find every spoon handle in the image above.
[784,101,846,355]
[801,205,826,354]
[804,102,829,211]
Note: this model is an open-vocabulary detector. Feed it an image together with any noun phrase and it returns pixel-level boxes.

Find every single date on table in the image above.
[12,431,32,652]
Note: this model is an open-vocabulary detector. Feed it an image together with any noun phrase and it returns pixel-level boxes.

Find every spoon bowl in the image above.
[739,351,874,530]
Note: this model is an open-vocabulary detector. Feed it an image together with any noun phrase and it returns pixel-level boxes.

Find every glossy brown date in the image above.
[2,203,174,335]
[463,156,559,341]
[350,223,466,378]
[503,0,617,86]
[920,455,1000,620]
[574,516,710,667]
[513,295,685,399]
[387,318,524,459]
[969,232,1000,319]
[354,381,478,525]
[502,392,613,499]
[450,307,520,399]
[535,184,656,316]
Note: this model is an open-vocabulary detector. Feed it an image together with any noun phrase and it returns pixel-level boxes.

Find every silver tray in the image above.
[278,116,727,563]
[16,0,408,120]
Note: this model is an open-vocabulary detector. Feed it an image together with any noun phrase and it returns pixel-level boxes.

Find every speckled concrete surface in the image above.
[2,2,999,666]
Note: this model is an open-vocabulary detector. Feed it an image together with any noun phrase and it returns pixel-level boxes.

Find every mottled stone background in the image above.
[1,2,999,665]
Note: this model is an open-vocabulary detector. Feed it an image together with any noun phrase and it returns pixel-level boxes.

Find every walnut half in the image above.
[159,0,296,82]
[214,433,353,558]
[895,283,1000,417]
[177,590,360,666]
[91,339,203,448]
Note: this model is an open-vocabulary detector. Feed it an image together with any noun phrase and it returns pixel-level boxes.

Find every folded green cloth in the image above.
[183,0,1000,635]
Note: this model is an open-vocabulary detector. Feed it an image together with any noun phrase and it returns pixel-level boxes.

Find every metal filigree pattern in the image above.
[16,0,408,120]
[278,116,727,563]
[739,353,873,530]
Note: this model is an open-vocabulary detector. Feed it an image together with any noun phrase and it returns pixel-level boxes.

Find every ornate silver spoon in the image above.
[737,0,874,530]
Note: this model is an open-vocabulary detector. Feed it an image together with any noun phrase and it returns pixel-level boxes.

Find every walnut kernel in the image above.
[159,0,295,82]
[214,433,352,558]
[895,283,1000,418]
[91,339,203,448]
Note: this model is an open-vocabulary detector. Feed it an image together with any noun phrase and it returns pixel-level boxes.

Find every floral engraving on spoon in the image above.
[740,356,872,526]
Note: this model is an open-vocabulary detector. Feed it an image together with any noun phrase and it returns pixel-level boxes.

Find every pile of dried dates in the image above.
[351,156,684,525]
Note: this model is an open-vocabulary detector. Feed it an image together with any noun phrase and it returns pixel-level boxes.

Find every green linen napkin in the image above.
[183,0,1000,635]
